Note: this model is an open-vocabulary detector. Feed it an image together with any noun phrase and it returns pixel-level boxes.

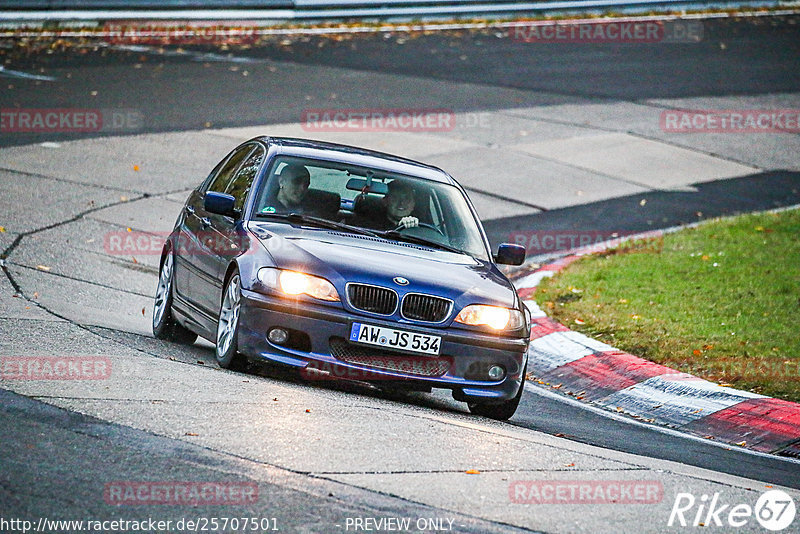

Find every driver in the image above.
[381,179,418,230]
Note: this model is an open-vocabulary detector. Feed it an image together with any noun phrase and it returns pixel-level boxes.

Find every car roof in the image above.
[255,136,456,185]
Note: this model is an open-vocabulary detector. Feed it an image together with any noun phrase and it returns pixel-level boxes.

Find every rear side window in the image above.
[225,145,265,212]
[206,144,254,194]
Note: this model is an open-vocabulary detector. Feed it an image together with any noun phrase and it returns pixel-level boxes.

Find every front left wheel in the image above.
[467,366,526,421]
[153,251,198,344]
[215,272,248,371]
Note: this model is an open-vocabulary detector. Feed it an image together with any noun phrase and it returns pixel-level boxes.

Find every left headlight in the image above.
[257,268,340,302]
[455,304,526,331]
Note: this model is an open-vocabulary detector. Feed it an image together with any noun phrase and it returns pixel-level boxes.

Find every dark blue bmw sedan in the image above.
[153,137,530,419]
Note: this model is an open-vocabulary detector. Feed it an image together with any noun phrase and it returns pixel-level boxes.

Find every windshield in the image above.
[252,155,490,260]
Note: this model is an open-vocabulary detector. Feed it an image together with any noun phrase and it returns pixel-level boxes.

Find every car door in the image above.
[175,143,254,318]
[210,143,266,292]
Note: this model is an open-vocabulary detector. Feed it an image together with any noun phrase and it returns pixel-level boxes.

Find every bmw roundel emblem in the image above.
[393,277,409,286]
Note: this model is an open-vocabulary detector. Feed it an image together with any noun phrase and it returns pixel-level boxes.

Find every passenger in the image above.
[274,164,311,213]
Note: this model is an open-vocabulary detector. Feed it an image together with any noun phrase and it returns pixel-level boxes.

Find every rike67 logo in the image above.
[668,490,796,531]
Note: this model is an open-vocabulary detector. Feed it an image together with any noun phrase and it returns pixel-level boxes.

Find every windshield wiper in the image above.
[254,212,383,238]
[379,230,464,255]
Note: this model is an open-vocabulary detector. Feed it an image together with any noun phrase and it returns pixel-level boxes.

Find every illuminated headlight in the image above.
[455,304,526,330]
[257,268,340,302]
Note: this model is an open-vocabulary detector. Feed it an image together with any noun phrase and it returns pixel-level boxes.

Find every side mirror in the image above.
[204,192,237,217]
[495,243,526,266]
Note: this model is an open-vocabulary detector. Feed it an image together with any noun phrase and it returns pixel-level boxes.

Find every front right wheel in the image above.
[215,272,248,371]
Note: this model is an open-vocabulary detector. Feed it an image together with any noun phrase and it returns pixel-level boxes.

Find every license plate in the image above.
[349,323,441,355]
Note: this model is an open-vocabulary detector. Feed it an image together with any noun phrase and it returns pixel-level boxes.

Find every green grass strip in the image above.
[535,208,800,402]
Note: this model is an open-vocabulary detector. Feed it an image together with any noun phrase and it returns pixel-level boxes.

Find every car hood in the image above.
[249,223,518,308]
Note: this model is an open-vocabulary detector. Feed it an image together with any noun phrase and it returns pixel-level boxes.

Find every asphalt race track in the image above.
[1,14,799,533]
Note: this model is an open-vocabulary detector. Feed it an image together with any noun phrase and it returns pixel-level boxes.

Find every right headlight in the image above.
[257,268,340,302]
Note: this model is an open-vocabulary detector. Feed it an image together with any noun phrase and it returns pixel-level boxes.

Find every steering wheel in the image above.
[394,222,445,236]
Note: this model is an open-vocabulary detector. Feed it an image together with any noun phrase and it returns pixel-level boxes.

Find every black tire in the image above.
[468,367,526,421]
[152,250,198,345]
[215,271,248,371]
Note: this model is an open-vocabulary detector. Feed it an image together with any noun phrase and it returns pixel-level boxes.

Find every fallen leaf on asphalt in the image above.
[273,397,278,401]
[133,165,140,171]
[121,196,129,202]
[169,357,177,361]
[132,257,138,264]
[33,292,39,298]
[305,409,311,413]
[141,307,145,316]
[616,407,623,412]
[0,226,5,233]
[126,227,132,232]
[639,199,647,206]
[196,360,204,365]
[465,469,480,474]
[185,432,199,436]
[735,441,746,446]
[36,265,50,271]
[564,463,575,467]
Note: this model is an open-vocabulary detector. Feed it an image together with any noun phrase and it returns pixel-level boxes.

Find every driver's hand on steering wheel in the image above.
[397,216,419,229]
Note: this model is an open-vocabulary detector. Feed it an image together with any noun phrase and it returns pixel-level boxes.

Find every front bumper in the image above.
[238,289,529,402]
